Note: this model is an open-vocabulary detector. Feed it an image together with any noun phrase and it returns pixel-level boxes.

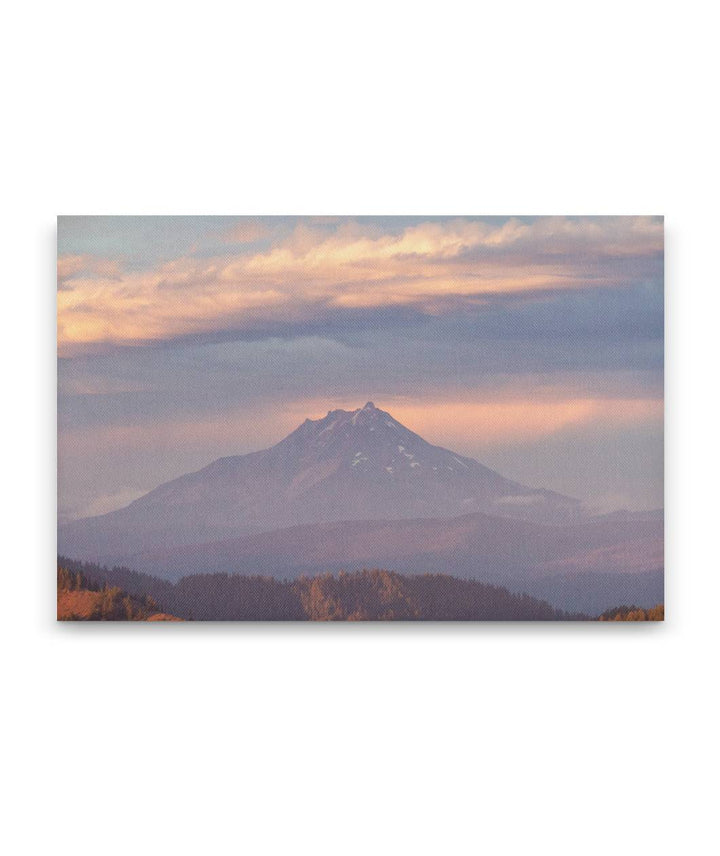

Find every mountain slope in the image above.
[58,402,581,563]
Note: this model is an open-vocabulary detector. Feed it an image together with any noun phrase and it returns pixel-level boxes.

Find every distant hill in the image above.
[520,569,663,615]
[115,509,663,614]
[59,557,585,622]
[58,402,581,564]
[129,509,662,580]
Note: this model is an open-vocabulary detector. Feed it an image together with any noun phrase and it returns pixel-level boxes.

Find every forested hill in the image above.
[58,557,583,621]
[57,566,181,621]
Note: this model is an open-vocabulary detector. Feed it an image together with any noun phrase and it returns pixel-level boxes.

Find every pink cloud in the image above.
[57,217,662,354]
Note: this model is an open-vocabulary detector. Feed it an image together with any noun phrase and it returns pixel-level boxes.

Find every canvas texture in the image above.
[57,216,664,622]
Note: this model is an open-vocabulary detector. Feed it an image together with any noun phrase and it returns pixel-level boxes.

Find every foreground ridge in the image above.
[59,557,598,621]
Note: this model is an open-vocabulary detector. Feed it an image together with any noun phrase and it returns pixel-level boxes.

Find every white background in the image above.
[2,1,718,854]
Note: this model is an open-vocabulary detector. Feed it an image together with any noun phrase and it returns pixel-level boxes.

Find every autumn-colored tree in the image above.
[57,562,177,621]
[599,604,664,621]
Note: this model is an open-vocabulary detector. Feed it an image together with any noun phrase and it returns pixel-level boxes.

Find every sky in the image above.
[57,216,663,521]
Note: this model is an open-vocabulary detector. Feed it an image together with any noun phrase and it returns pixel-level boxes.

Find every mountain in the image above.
[58,402,581,564]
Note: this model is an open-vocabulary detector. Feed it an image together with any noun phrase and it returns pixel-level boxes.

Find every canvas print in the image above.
[57,216,664,621]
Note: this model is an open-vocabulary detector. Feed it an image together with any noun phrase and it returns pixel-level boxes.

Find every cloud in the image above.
[57,254,124,289]
[58,390,662,458]
[58,488,149,522]
[221,220,275,245]
[378,396,663,449]
[57,216,663,354]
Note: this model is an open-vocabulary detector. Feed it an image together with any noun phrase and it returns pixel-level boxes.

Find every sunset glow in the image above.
[58,216,663,519]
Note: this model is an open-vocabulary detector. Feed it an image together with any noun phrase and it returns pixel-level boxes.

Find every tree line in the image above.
[58,557,592,621]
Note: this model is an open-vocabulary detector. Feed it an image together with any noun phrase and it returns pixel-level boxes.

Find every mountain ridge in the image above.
[127,509,663,584]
